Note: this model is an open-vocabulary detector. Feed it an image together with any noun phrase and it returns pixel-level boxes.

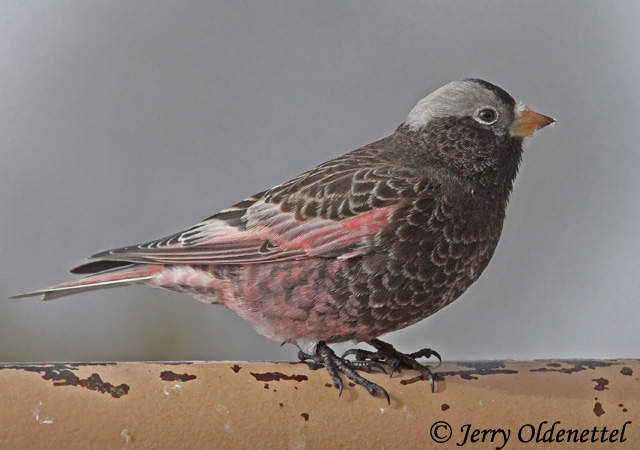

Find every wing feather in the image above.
[87,145,422,266]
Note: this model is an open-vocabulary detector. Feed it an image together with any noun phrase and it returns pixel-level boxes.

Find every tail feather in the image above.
[70,260,134,275]
[9,264,162,301]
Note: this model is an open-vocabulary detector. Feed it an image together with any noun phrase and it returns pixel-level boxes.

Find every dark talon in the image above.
[381,387,391,405]
[341,348,359,358]
[409,348,442,366]
[345,359,387,374]
[341,339,440,391]
[341,348,378,361]
[298,341,391,403]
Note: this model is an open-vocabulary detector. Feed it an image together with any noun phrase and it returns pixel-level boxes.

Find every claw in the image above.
[381,387,391,405]
[341,348,359,359]
[345,359,387,374]
[369,362,387,374]
[366,383,390,405]
[352,339,441,390]
[409,348,442,366]
[341,348,377,361]
[307,341,393,403]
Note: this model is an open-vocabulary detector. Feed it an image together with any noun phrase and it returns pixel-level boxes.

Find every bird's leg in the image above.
[342,339,441,392]
[297,341,390,404]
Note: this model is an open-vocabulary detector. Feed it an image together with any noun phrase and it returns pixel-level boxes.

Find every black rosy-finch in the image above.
[12,79,554,402]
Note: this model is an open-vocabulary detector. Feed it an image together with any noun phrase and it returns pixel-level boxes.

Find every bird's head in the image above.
[402,79,554,183]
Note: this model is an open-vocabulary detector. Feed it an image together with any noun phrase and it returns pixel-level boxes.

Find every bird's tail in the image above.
[9,264,163,301]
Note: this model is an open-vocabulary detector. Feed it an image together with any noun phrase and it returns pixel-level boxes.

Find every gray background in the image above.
[2,1,638,363]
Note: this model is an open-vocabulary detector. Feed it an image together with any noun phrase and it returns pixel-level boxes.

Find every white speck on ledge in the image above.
[32,402,53,425]
[163,383,182,396]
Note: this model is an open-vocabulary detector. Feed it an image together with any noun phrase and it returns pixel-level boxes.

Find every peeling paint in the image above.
[620,367,633,376]
[250,372,308,382]
[160,371,196,382]
[530,360,616,374]
[423,361,519,382]
[4,364,130,398]
[593,402,605,417]
[592,378,609,391]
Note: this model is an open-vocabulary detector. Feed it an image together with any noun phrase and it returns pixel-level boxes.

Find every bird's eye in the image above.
[474,107,498,125]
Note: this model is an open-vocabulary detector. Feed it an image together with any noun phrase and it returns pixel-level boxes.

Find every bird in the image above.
[11,78,554,402]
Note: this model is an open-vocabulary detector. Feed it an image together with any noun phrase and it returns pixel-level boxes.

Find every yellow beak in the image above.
[510,109,555,137]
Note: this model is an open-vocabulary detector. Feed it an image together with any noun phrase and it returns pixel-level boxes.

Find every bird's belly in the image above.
[214,233,499,343]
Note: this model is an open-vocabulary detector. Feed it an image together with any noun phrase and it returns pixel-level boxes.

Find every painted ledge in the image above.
[0,360,638,449]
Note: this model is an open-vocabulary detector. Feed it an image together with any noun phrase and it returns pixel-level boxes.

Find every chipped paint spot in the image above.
[300,413,309,421]
[224,423,232,433]
[592,378,609,391]
[379,408,385,414]
[160,371,196,382]
[531,360,616,374]
[348,382,356,387]
[594,402,605,417]
[324,383,332,388]
[441,403,450,411]
[621,367,633,376]
[415,361,519,382]
[231,364,242,373]
[279,403,284,407]
[264,383,269,389]
[32,402,53,424]
[6,365,130,398]
[250,372,308,382]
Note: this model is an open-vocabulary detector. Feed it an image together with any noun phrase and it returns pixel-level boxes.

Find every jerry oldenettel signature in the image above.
[430,420,632,449]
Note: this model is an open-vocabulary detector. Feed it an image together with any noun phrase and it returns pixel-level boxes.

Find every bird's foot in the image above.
[342,339,441,392]
[298,341,390,404]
